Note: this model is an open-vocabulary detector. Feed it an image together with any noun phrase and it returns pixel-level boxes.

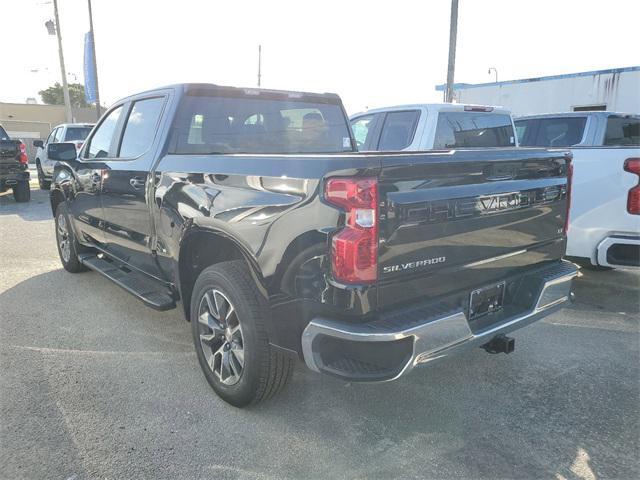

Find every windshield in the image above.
[64,127,93,142]
[170,93,353,154]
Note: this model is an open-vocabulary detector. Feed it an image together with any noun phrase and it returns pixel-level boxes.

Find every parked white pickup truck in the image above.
[516,112,640,269]
[350,103,517,151]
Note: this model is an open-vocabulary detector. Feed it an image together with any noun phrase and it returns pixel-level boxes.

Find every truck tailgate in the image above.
[0,140,23,175]
[377,148,571,310]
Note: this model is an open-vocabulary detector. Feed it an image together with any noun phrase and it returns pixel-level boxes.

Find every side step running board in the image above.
[79,254,176,311]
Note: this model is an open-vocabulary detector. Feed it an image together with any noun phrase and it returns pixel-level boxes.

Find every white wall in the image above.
[454,69,640,116]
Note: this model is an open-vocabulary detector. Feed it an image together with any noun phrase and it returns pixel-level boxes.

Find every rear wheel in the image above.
[55,203,88,273]
[190,261,293,407]
[12,181,30,202]
[36,162,50,190]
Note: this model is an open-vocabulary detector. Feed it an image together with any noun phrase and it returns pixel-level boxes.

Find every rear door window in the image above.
[377,110,420,150]
[118,97,165,158]
[85,106,123,159]
[64,127,93,142]
[537,117,586,146]
[516,117,587,147]
[434,112,515,149]
[604,116,640,146]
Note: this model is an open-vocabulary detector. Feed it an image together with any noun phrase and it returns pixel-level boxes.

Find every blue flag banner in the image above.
[84,32,97,104]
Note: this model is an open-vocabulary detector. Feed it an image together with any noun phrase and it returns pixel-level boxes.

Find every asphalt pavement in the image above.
[1,186,638,479]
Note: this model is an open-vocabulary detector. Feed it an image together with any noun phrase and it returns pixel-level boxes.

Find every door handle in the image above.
[130,177,145,189]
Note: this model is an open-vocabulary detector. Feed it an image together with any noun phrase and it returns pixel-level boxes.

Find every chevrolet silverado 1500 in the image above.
[48,84,577,407]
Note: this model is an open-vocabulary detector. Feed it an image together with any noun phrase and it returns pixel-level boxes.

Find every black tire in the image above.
[54,203,89,273]
[12,181,30,202]
[190,260,293,407]
[36,162,51,190]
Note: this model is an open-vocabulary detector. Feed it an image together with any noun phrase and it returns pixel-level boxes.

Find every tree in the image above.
[39,82,89,108]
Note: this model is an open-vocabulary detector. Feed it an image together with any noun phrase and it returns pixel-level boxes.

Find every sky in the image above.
[1,0,639,114]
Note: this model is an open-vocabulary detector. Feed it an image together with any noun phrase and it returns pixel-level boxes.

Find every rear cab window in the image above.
[434,111,515,149]
[515,117,587,147]
[604,116,640,146]
[170,88,354,154]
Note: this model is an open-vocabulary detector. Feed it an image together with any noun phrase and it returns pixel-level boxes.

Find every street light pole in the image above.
[52,0,72,122]
[87,0,101,119]
[488,67,498,83]
[445,0,459,103]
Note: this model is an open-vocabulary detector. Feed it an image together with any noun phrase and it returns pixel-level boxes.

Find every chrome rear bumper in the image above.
[302,261,578,382]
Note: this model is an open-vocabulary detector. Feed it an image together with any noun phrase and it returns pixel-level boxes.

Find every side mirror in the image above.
[47,142,77,161]
[33,139,44,148]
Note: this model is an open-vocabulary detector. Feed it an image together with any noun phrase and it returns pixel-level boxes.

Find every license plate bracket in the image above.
[469,282,506,320]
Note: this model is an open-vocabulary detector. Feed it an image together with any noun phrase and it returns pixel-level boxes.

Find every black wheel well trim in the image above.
[49,187,66,217]
[177,227,266,321]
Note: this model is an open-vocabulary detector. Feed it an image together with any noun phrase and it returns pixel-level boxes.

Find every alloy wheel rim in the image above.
[57,214,71,262]
[197,289,244,386]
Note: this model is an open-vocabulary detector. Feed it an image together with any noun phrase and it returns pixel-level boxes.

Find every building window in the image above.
[572,105,606,112]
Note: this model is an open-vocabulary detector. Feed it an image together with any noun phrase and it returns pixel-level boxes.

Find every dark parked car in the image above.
[48,84,577,407]
[0,124,30,202]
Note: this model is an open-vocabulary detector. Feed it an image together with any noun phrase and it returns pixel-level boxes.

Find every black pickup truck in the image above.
[0,124,30,202]
[48,84,577,407]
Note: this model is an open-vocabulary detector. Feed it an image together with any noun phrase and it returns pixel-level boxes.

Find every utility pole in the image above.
[52,0,72,122]
[445,0,459,103]
[257,44,262,87]
[87,0,101,119]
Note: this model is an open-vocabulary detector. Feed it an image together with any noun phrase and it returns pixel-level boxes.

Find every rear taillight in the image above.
[564,160,573,234]
[18,142,28,164]
[624,157,640,215]
[325,177,378,284]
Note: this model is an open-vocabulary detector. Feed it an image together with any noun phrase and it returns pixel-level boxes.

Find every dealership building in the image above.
[436,66,640,116]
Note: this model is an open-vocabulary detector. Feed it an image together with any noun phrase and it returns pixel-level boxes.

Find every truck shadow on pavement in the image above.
[1,267,637,479]
[0,187,52,222]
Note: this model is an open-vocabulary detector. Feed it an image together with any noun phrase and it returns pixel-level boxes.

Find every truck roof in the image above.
[351,103,512,118]
[516,111,640,120]
[116,83,343,105]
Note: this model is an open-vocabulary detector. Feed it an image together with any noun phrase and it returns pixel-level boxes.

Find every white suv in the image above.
[34,123,94,189]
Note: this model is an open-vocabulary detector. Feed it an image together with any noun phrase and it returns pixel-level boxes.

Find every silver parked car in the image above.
[33,123,94,189]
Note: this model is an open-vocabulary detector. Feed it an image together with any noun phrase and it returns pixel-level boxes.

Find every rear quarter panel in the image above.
[566,147,640,262]
[151,153,381,308]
